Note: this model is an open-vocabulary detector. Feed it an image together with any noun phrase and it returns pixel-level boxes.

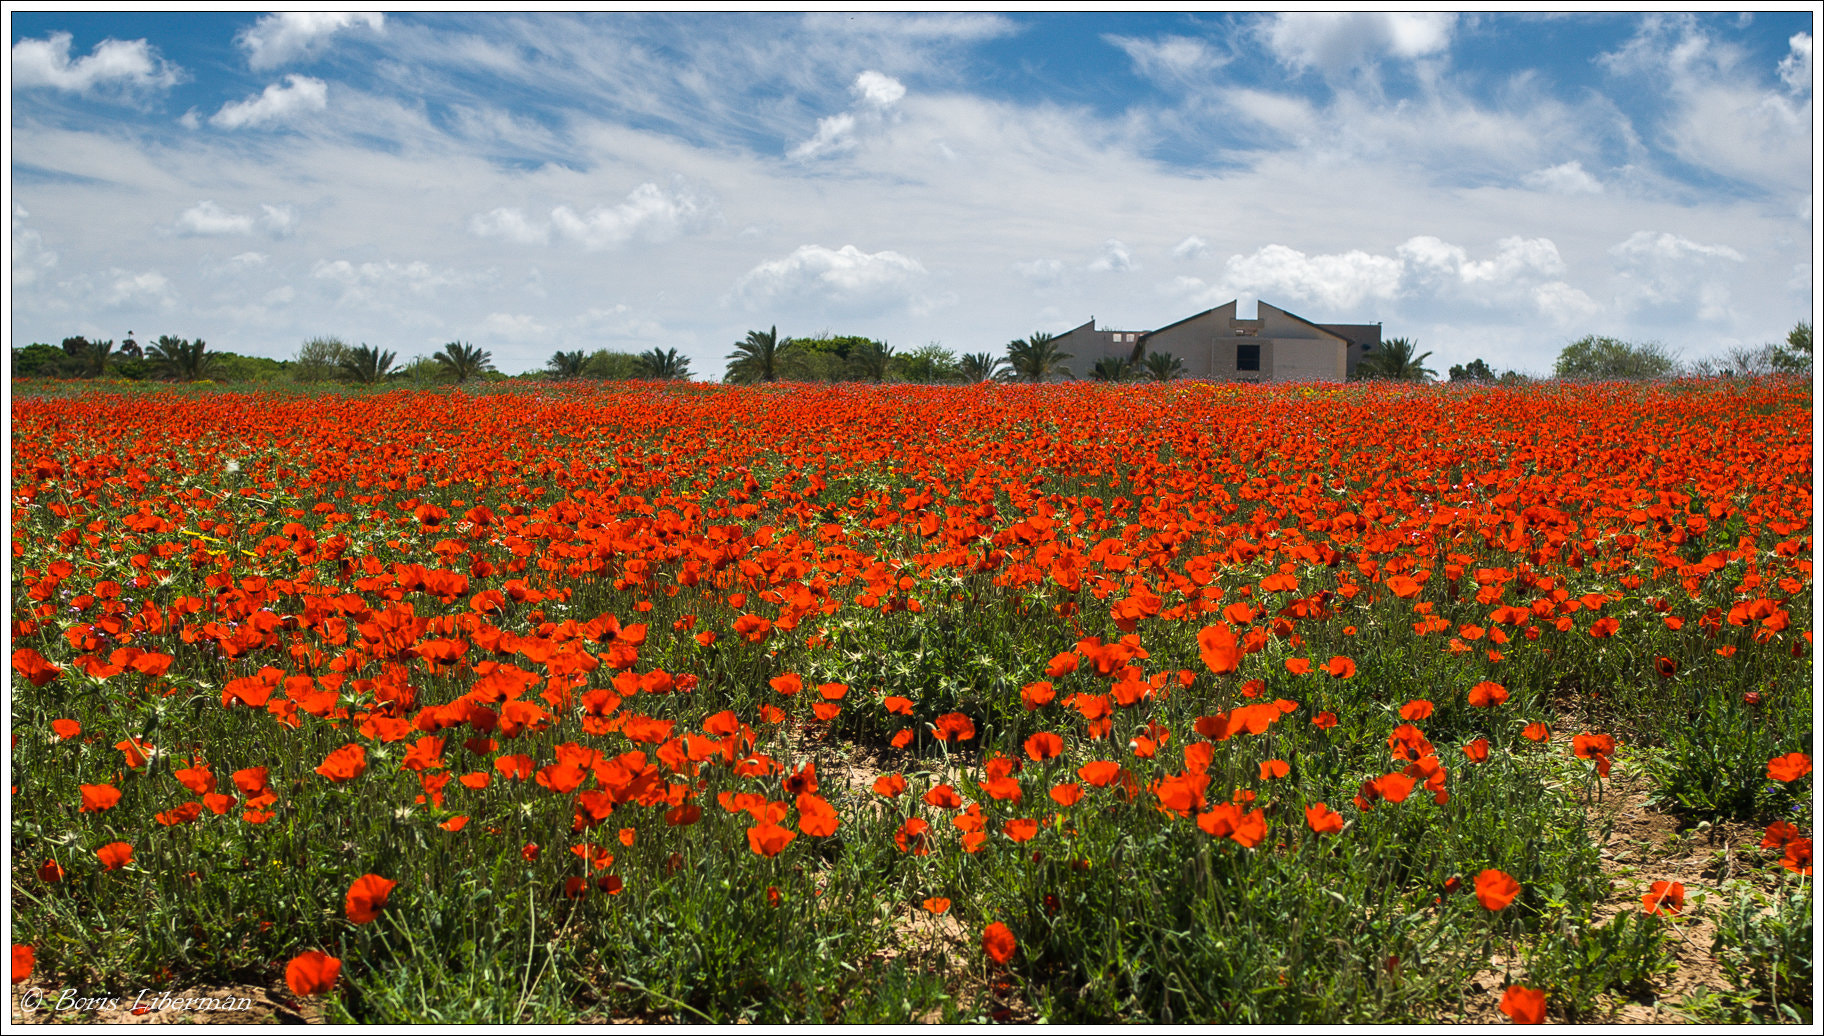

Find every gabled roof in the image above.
[1256,301,1349,344]
[1141,301,1236,339]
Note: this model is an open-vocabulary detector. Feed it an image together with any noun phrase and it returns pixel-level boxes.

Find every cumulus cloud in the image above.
[731,244,929,310]
[11,204,58,288]
[1778,32,1812,92]
[790,70,908,160]
[1171,236,1592,319]
[210,75,329,129]
[1524,160,1603,195]
[238,12,384,70]
[10,32,183,94]
[1171,236,1209,261]
[1607,231,1746,321]
[104,269,172,307]
[1013,258,1066,284]
[470,182,714,250]
[1088,239,1136,273]
[312,258,465,303]
[173,201,298,237]
[1260,13,1454,72]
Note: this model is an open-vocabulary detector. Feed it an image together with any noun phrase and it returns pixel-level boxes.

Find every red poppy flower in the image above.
[1077,760,1122,787]
[1782,837,1812,875]
[1258,759,1290,780]
[1467,682,1508,708]
[80,783,122,813]
[1326,655,1356,679]
[1197,623,1240,674]
[1653,656,1677,679]
[1305,803,1344,834]
[922,897,950,915]
[13,943,33,986]
[1521,721,1550,742]
[96,841,134,871]
[1050,782,1083,806]
[285,950,342,996]
[1461,739,1490,763]
[895,817,932,856]
[1474,869,1521,911]
[1641,880,1684,915]
[1761,820,1801,849]
[1024,732,1064,762]
[796,794,839,837]
[345,874,397,924]
[982,922,1017,965]
[1400,699,1434,721]
[51,718,80,740]
[873,773,907,798]
[932,712,976,742]
[1767,752,1811,783]
[1499,985,1546,1024]
[315,743,368,783]
[1311,711,1338,730]
[1003,817,1039,842]
[747,821,796,857]
[37,859,64,883]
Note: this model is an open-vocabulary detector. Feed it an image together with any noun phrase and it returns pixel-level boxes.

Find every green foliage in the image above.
[1448,358,1496,383]
[1771,320,1811,375]
[1357,338,1435,382]
[1090,355,1133,382]
[209,352,290,384]
[1709,879,1813,1022]
[847,339,896,382]
[635,347,692,381]
[146,335,217,381]
[548,350,589,379]
[725,327,797,384]
[958,351,1008,383]
[433,341,495,383]
[339,343,400,384]
[11,342,84,379]
[587,350,643,380]
[1644,688,1809,820]
[1141,351,1185,382]
[1005,331,1071,382]
[295,337,353,383]
[1525,911,1675,1019]
[892,343,962,384]
[1553,335,1678,381]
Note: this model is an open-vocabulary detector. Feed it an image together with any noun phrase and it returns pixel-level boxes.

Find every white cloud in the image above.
[1779,32,1812,92]
[1088,239,1136,273]
[1171,235,1209,261]
[173,201,298,237]
[855,69,907,108]
[104,269,172,306]
[10,32,183,94]
[238,13,384,70]
[1221,244,1403,310]
[210,75,329,130]
[790,70,906,160]
[1524,160,1603,195]
[1610,230,1745,264]
[1106,34,1226,86]
[12,204,58,289]
[1260,13,1454,72]
[229,252,269,268]
[471,182,713,250]
[175,201,254,236]
[312,258,464,303]
[731,244,929,310]
[1014,258,1066,284]
[480,312,549,340]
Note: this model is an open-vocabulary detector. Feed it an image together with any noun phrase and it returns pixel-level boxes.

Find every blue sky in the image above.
[8,10,1817,377]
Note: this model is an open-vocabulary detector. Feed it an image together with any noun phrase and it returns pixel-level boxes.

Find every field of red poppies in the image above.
[8,378,1813,1023]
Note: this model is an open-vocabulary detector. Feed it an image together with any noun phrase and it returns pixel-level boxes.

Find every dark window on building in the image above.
[1237,344,1260,371]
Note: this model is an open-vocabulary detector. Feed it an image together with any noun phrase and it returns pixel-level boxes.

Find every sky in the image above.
[6,9,1818,378]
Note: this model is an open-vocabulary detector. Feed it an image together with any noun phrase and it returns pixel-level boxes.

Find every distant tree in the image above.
[958,351,1008,383]
[147,335,217,381]
[848,339,896,382]
[1005,331,1072,382]
[547,350,589,379]
[894,343,962,383]
[725,326,797,383]
[338,343,399,385]
[119,331,142,360]
[586,350,643,380]
[1448,358,1497,382]
[1773,320,1812,375]
[433,341,494,383]
[295,336,353,383]
[1357,337,1435,382]
[1142,351,1185,382]
[1553,335,1678,381]
[209,353,289,384]
[78,338,116,378]
[1090,355,1134,382]
[11,343,83,379]
[635,347,692,381]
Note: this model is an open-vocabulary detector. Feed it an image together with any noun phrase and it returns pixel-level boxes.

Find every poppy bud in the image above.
[1744,691,1763,707]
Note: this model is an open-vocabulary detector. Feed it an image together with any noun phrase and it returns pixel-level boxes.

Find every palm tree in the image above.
[432,341,494,383]
[81,338,116,378]
[725,326,797,383]
[635,347,692,381]
[1004,331,1072,382]
[958,351,1009,383]
[147,335,216,381]
[1356,337,1435,382]
[547,350,589,379]
[339,343,399,385]
[848,339,895,382]
[1142,351,1185,382]
[1090,355,1133,382]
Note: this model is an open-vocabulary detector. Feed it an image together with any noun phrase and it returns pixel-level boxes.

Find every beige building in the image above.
[1054,300,1381,382]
